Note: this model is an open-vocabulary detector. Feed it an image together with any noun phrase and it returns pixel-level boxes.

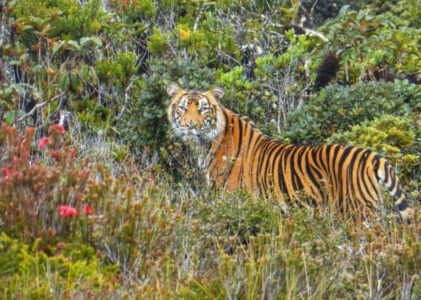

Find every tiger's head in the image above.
[167,83,226,144]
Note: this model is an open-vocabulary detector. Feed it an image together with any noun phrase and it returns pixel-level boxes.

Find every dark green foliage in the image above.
[329,115,420,180]
[12,0,104,42]
[0,1,420,297]
[280,81,419,144]
[119,57,215,153]
[198,191,281,238]
[301,0,370,25]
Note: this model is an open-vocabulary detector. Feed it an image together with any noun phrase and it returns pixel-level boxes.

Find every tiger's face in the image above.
[167,83,226,144]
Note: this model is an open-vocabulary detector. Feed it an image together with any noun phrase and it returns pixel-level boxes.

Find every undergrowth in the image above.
[0,124,419,299]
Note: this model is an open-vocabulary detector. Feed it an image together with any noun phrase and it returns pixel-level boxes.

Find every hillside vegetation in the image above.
[0,0,420,298]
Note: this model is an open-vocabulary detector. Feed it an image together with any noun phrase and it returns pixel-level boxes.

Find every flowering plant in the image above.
[59,205,79,217]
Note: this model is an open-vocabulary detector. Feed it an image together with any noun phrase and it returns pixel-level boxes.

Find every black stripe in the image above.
[233,116,243,159]
[388,165,396,192]
[383,159,389,184]
[372,156,380,180]
[354,150,374,208]
[331,145,342,180]
[359,152,378,201]
[331,145,342,202]
[277,146,290,194]
[263,141,284,193]
[267,143,287,192]
[347,147,365,204]
[245,126,256,156]
[309,147,324,182]
[336,145,352,212]
[366,167,379,198]
[256,139,273,192]
[304,148,323,205]
[224,126,242,181]
[394,187,402,198]
[283,145,296,196]
[291,146,304,192]
[397,200,409,211]
[222,110,230,136]
[263,141,284,182]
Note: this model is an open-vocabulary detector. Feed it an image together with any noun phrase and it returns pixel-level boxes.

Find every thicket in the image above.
[0,0,420,298]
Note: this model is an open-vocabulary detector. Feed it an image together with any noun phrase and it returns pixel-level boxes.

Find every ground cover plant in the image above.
[0,0,420,298]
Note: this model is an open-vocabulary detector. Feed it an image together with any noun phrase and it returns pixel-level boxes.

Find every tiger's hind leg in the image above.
[375,157,413,223]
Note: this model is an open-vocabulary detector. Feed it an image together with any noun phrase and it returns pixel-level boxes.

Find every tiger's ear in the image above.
[211,86,224,101]
[166,82,182,97]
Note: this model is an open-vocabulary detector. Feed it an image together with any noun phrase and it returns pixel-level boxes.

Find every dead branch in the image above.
[18,92,65,122]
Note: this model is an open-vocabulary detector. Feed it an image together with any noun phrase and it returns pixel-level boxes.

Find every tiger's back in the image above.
[167,83,413,221]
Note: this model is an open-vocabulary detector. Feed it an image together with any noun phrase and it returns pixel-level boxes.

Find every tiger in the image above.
[166,82,413,222]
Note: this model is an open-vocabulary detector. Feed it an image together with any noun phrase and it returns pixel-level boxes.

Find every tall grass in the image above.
[0,125,419,299]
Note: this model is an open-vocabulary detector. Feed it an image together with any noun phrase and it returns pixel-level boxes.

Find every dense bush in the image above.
[280,81,419,144]
[328,115,420,178]
[1,0,420,298]
[119,57,215,152]
[0,233,118,298]
[0,122,420,297]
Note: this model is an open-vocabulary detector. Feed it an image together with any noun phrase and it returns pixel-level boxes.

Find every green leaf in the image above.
[339,5,351,19]
[52,41,65,54]
[356,10,366,21]
[67,40,80,50]
[89,66,98,84]
[92,37,103,47]
[4,111,16,125]
[71,73,79,88]
[60,74,68,90]
[80,37,90,46]
[10,84,25,94]
[32,64,42,73]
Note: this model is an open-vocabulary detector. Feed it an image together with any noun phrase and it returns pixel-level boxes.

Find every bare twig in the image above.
[117,76,136,121]
[18,92,65,122]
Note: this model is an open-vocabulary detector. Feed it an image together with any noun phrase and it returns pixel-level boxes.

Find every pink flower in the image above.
[39,137,51,149]
[83,203,94,215]
[59,205,78,217]
[2,168,10,179]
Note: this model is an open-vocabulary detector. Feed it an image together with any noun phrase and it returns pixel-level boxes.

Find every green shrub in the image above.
[280,81,419,144]
[1,1,421,298]
[0,233,118,298]
[11,0,104,42]
[118,56,215,153]
[197,191,281,238]
[328,115,420,180]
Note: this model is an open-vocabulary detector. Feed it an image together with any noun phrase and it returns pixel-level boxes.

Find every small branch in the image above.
[310,0,319,18]
[117,77,135,121]
[18,92,65,122]
[193,8,205,33]
[303,28,329,42]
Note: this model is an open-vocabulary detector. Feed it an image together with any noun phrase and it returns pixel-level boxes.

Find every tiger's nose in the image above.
[185,120,193,128]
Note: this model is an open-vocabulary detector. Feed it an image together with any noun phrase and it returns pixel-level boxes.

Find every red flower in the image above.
[56,124,66,135]
[59,205,78,217]
[50,151,60,159]
[39,137,51,149]
[2,168,10,179]
[83,203,94,215]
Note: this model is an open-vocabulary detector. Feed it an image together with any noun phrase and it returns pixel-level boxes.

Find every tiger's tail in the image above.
[376,157,413,223]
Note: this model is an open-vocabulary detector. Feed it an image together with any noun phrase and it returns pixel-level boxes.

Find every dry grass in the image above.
[0,125,420,299]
